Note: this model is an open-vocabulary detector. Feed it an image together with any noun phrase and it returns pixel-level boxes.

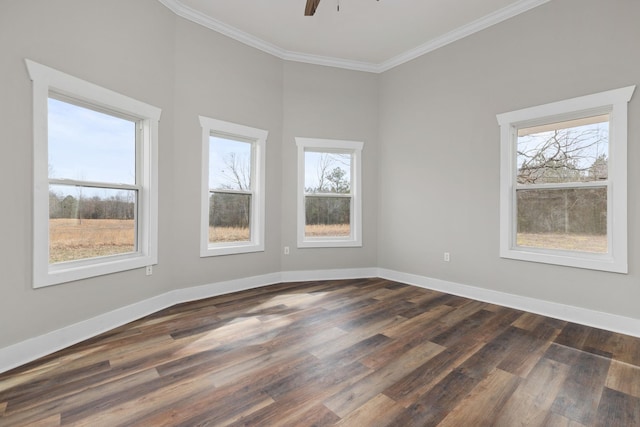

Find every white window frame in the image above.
[199,117,267,257]
[296,137,363,248]
[26,59,161,288]
[497,86,635,273]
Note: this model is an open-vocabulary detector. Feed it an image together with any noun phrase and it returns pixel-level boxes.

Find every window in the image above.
[296,138,363,248]
[497,86,635,273]
[26,59,161,287]
[199,117,267,257]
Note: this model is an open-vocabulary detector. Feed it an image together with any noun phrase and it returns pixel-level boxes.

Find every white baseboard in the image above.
[0,268,375,374]
[378,268,640,339]
[2,267,639,374]
[280,267,378,283]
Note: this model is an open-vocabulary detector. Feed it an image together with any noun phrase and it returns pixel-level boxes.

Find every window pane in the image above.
[516,187,607,253]
[49,185,137,263]
[48,97,136,184]
[304,151,351,194]
[305,196,350,238]
[209,136,252,191]
[209,192,251,243]
[517,115,609,184]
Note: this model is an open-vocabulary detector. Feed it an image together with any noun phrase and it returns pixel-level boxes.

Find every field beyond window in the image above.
[49,218,135,263]
[48,97,138,264]
[208,136,253,244]
[304,151,352,239]
[516,114,609,254]
[208,192,251,243]
[516,187,607,253]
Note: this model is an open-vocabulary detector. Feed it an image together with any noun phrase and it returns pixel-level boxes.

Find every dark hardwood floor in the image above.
[1,278,639,426]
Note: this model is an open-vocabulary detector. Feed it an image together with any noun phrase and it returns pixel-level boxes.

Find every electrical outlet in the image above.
[284,246,290,255]
[145,265,153,275]
[443,252,450,262]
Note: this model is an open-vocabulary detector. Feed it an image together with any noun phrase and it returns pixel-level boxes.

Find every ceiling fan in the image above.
[305,0,378,16]
[305,0,321,16]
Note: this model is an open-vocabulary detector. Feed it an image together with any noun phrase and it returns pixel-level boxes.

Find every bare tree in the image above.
[220,152,250,191]
[517,126,608,184]
[517,124,608,236]
[312,153,351,193]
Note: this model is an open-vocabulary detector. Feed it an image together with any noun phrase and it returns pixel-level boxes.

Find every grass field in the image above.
[517,232,607,253]
[209,226,250,243]
[208,224,352,242]
[50,219,605,264]
[49,218,135,263]
[305,223,350,237]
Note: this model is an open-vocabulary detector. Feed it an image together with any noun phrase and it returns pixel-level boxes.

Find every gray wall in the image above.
[169,18,285,288]
[1,0,639,352]
[378,0,640,319]
[0,0,379,350]
[281,62,379,271]
[0,0,177,348]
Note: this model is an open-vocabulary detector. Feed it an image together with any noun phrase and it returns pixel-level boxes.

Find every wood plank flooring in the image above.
[1,278,640,426]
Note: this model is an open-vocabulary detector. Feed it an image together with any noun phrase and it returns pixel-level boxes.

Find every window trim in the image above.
[199,116,267,257]
[296,137,363,248]
[497,86,635,273]
[26,59,161,288]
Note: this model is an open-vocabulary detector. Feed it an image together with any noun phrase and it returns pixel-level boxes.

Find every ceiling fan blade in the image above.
[305,0,320,16]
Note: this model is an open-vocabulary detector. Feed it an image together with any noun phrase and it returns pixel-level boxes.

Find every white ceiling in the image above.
[158,0,550,73]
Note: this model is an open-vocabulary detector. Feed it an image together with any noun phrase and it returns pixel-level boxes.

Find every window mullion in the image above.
[516,181,608,191]
[48,179,140,191]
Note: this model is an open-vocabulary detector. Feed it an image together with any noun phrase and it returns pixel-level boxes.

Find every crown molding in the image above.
[157,0,287,57]
[377,0,551,72]
[160,0,550,73]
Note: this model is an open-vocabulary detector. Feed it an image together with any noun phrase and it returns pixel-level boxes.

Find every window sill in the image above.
[200,242,264,257]
[500,247,626,274]
[298,239,362,249]
[35,253,156,288]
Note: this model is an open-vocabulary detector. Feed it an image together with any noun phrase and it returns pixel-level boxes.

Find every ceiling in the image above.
[158,0,550,73]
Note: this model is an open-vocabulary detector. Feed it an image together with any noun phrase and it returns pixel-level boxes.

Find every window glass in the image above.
[516,187,607,253]
[304,150,352,239]
[49,184,137,263]
[517,115,609,185]
[27,59,161,287]
[208,135,253,244]
[296,138,363,248]
[199,116,267,257]
[209,136,252,191]
[48,97,139,264]
[515,114,609,254]
[48,97,136,184]
[496,85,635,273]
[208,192,251,244]
[304,151,351,194]
[305,196,351,238]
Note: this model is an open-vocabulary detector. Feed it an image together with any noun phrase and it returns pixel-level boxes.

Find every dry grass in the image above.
[49,218,135,263]
[209,226,250,243]
[305,223,350,237]
[517,232,607,253]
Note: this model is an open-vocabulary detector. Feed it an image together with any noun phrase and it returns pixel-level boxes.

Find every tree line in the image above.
[49,191,135,221]
[305,162,351,227]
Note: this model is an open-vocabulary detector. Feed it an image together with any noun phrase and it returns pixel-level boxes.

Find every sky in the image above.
[304,151,351,192]
[49,96,353,198]
[48,97,136,185]
[209,136,252,190]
